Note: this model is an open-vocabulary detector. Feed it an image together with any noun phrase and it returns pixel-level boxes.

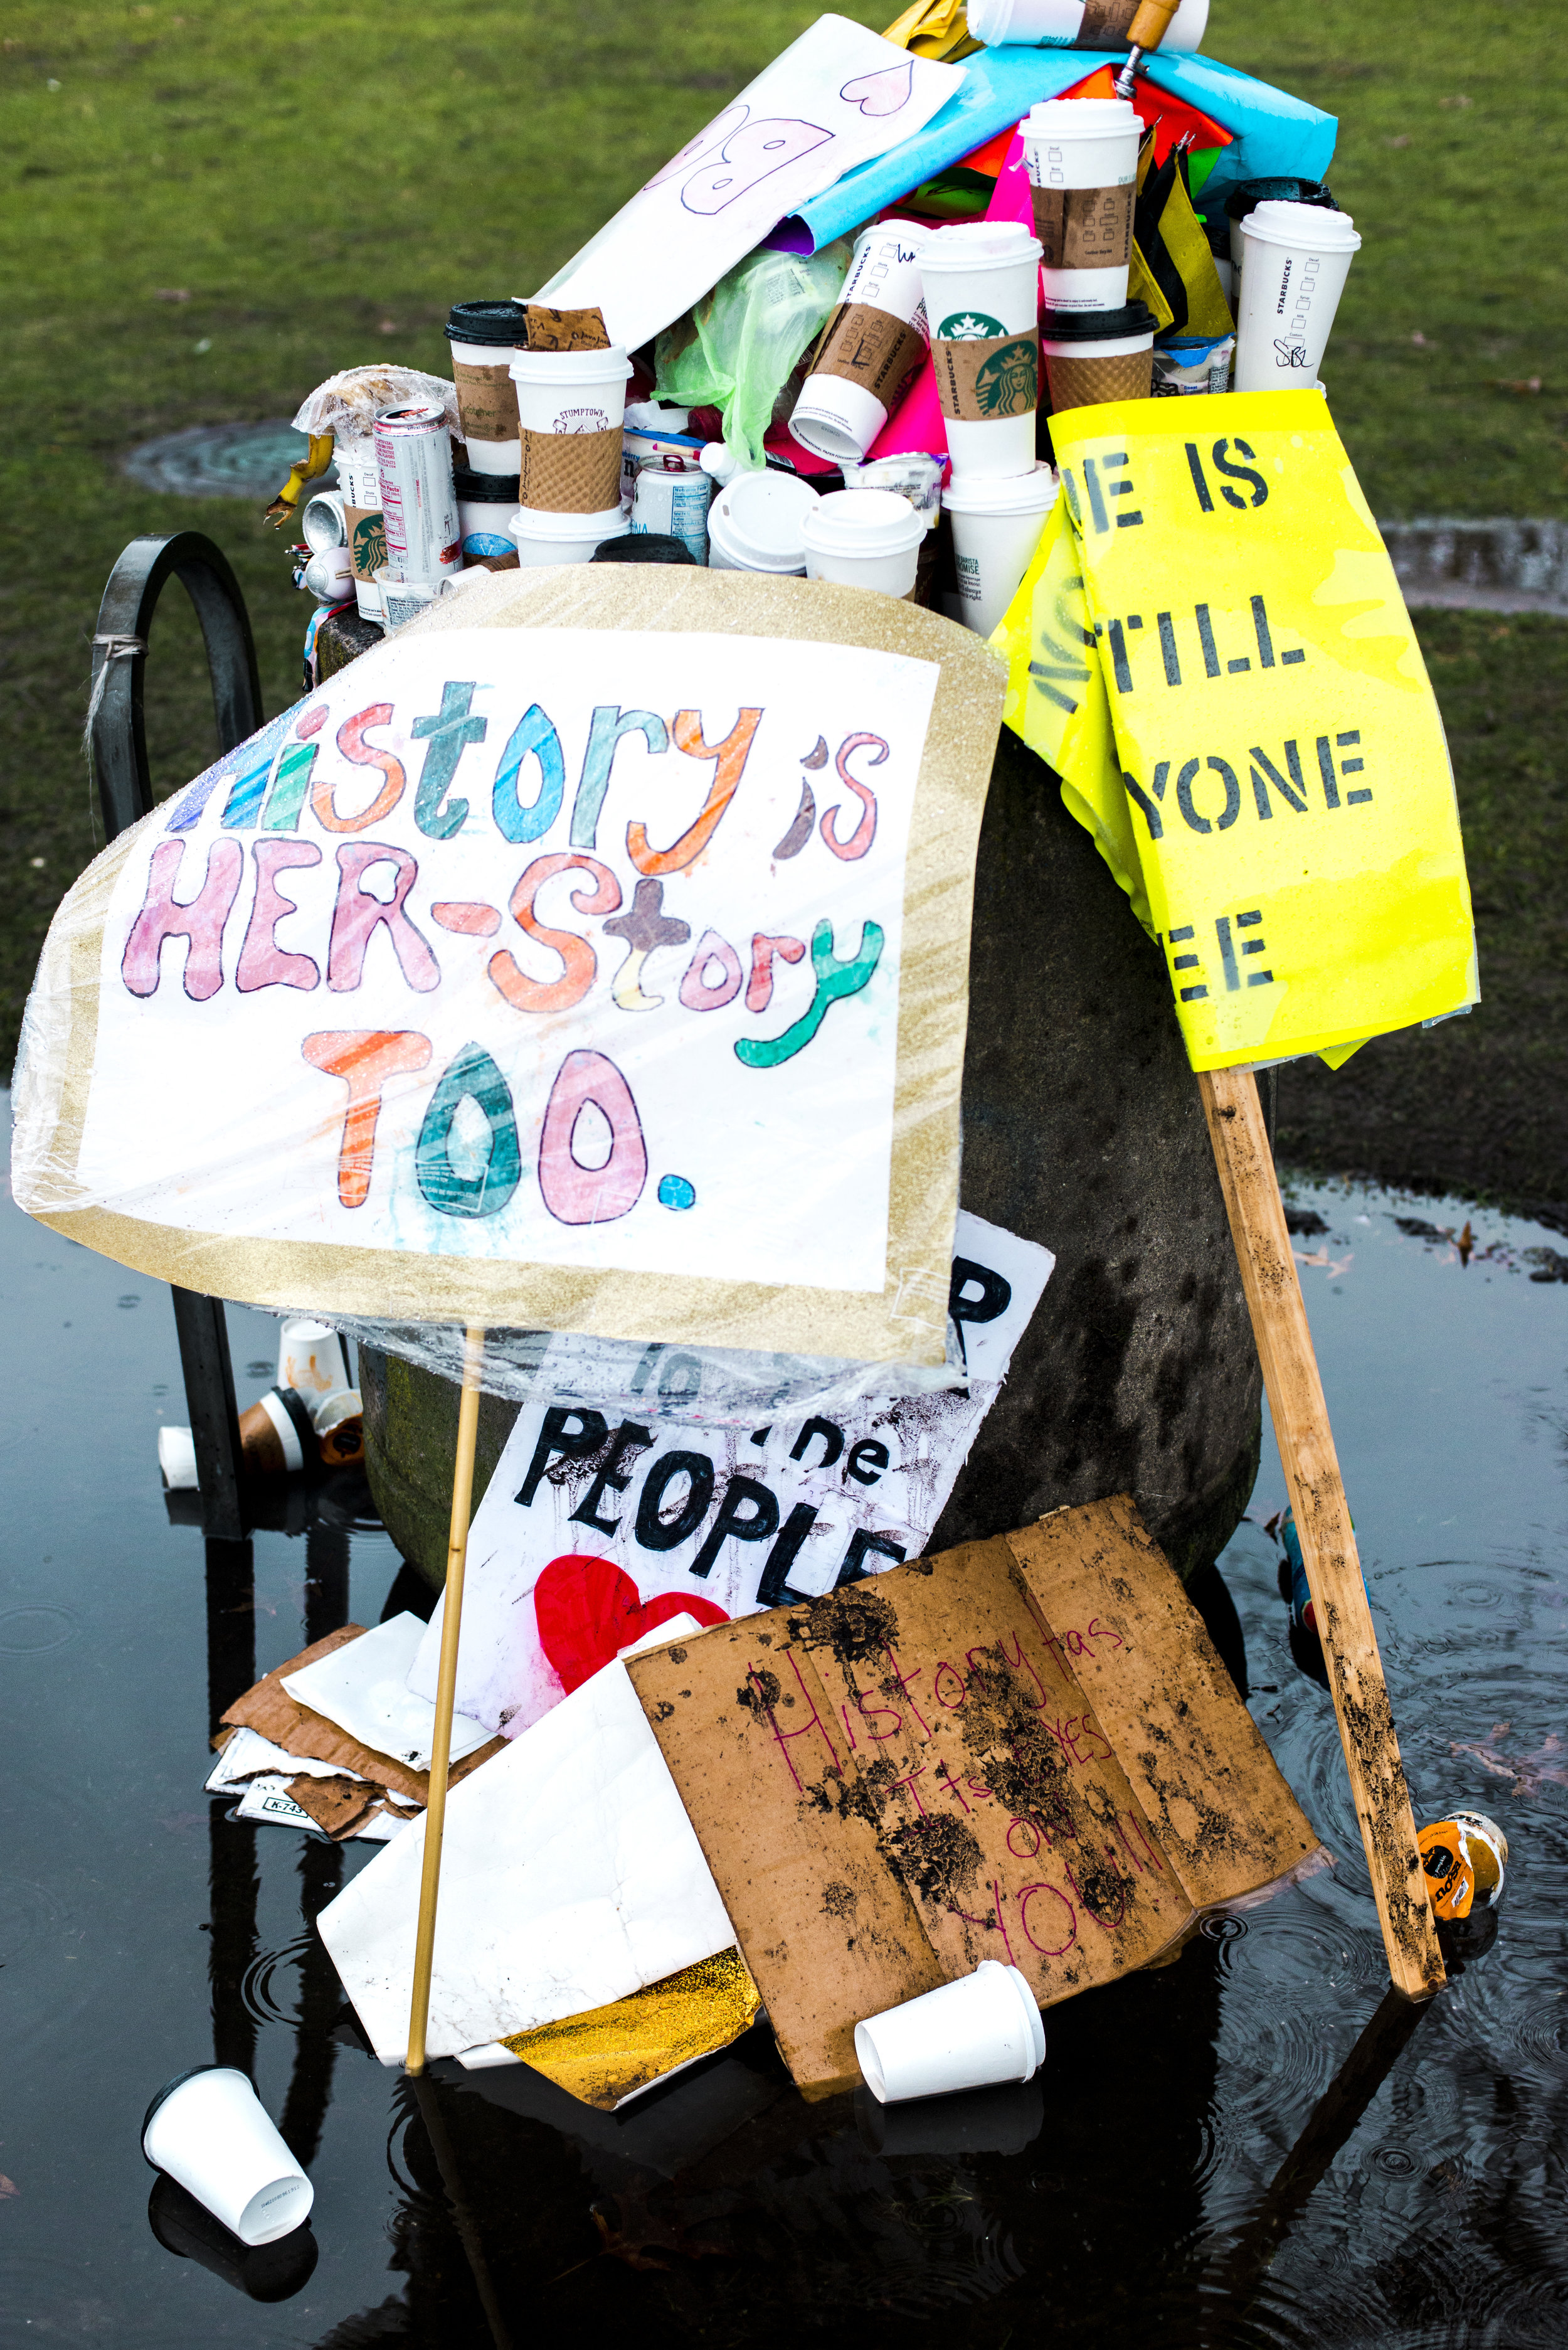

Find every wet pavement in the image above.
[4,1095,1568,2348]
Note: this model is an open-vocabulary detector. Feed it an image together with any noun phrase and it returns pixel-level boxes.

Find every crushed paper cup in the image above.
[1419,1812,1508,1921]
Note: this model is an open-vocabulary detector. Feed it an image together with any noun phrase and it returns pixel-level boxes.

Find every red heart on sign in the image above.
[532,1554,729,1696]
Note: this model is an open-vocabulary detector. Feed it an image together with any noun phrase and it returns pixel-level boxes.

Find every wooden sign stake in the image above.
[1197,1066,1445,2001]
[406,1324,487,2075]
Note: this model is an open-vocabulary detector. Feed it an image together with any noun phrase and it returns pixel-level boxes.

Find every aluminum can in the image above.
[373,403,462,582]
[630,452,713,566]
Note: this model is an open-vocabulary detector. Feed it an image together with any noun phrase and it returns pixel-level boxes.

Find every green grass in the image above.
[3,0,1567,1193]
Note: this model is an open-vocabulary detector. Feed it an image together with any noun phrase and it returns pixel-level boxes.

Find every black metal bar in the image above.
[92,532,263,1537]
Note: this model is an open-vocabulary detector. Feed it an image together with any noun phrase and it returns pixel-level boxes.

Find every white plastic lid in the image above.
[709,472,820,570]
[511,502,628,540]
[1024,97,1142,139]
[923,220,1043,270]
[942,462,1058,518]
[801,488,924,558]
[509,346,633,384]
[1242,199,1361,251]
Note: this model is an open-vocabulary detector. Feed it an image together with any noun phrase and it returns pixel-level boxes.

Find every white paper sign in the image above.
[410,1210,1054,1737]
[80,626,936,1299]
[533,15,965,350]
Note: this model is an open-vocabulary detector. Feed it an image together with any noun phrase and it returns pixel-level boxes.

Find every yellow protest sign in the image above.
[996,389,1477,1071]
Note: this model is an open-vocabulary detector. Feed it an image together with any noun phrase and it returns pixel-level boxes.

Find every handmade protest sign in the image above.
[532,14,963,352]
[408,1210,1054,1737]
[13,570,1003,1364]
[995,388,1476,1070]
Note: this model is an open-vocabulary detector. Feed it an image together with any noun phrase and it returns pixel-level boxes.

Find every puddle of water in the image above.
[3,1117,1567,2347]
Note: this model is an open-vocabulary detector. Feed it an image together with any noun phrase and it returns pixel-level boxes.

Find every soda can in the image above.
[1417,1811,1508,1921]
[630,453,713,567]
[373,403,462,583]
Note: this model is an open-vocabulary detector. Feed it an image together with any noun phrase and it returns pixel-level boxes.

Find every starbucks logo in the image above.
[353,511,387,575]
[975,336,1039,418]
[938,309,1006,341]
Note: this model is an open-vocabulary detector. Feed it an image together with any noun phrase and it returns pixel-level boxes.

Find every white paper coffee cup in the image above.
[802,487,924,597]
[856,1962,1046,2104]
[1041,298,1157,412]
[942,463,1057,637]
[790,220,931,464]
[143,2067,314,2246]
[923,222,1043,481]
[1234,201,1360,391]
[277,1319,349,1401]
[706,472,820,574]
[509,503,630,565]
[445,300,527,473]
[1024,97,1141,314]
[509,347,633,516]
[967,0,1207,50]
[336,439,384,622]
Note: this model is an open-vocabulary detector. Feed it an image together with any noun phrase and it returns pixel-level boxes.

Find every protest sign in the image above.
[532,14,963,351]
[995,388,1476,1068]
[408,1209,1055,1736]
[14,571,1004,1364]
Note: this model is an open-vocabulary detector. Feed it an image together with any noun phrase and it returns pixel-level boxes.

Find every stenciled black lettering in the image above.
[517,1406,609,1507]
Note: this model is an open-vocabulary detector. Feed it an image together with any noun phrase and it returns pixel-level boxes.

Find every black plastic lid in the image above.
[1039,300,1158,344]
[143,2063,227,2156]
[1223,178,1338,221]
[452,465,520,501]
[445,300,527,347]
[591,534,697,566]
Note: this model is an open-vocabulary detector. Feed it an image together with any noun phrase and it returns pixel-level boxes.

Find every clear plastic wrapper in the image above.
[654,242,851,474]
[292,365,461,445]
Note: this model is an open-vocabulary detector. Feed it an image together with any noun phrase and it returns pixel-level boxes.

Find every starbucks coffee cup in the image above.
[510,503,630,565]
[142,2067,313,2246]
[453,464,521,569]
[1024,98,1141,314]
[967,0,1207,48]
[336,438,385,622]
[445,300,526,475]
[942,463,1057,637]
[856,1962,1046,2104]
[509,346,633,516]
[921,221,1043,481]
[790,220,931,464]
[1224,177,1340,270]
[801,487,924,597]
[1234,200,1360,391]
[706,471,819,575]
[1041,299,1157,412]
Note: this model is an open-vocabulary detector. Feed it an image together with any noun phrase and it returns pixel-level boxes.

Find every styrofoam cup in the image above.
[509,504,630,566]
[143,2066,314,2246]
[706,471,820,575]
[967,0,1207,50]
[1023,97,1141,314]
[922,222,1043,481]
[158,1425,198,1490]
[790,220,930,464]
[1234,201,1360,392]
[856,1962,1046,2104]
[277,1319,349,1400]
[942,463,1057,637]
[802,487,924,596]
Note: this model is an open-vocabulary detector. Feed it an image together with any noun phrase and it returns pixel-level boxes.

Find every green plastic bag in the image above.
[654,241,850,472]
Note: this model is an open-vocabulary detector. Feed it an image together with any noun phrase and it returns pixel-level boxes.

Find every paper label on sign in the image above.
[78,625,938,1301]
[452,358,519,444]
[812,303,928,408]
[408,1210,1055,1738]
[932,331,1040,423]
[1001,390,1476,1067]
[1032,183,1134,272]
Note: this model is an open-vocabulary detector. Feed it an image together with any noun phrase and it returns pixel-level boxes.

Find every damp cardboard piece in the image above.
[287,1772,384,1841]
[522,303,610,353]
[627,1500,1323,2096]
[221,1626,504,1806]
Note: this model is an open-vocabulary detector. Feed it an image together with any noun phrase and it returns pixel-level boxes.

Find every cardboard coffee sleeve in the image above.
[932,330,1041,423]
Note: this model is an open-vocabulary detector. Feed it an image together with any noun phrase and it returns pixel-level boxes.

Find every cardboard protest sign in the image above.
[532,14,964,353]
[14,570,1004,1364]
[627,1499,1323,2093]
[995,390,1476,1068]
[408,1209,1054,1736]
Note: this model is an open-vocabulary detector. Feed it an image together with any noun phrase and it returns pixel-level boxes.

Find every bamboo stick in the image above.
[1198,1066,1444,2001]
[406,1324,487,2075]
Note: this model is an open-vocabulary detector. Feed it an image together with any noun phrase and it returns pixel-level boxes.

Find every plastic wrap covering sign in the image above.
[13,572,1003,1363]
[995,389,1476,1070]
[408,1210,1055,1740]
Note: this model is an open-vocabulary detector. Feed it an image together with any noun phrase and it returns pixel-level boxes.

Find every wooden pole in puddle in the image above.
[406,1323,487,2075]
[1198,1066,1445,2001]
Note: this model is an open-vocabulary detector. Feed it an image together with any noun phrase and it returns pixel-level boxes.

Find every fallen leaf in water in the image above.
[590,2189,724,2271]
[0,2177,18,2200]
[1450,1726,1568,1795]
